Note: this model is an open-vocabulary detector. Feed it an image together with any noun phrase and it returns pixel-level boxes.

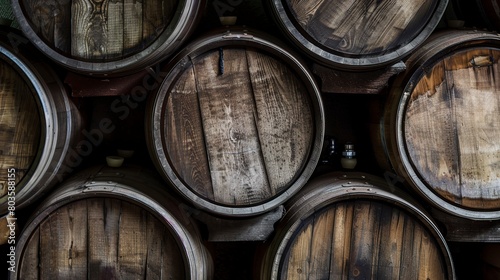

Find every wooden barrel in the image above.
[381,29,500,220]
[267,0,448,70]
[10,165,213,279]
[146,27,324,217]
[451,0,500,31]
[0,29,81,215]
[257,172,455,280]
[11,0,205,76]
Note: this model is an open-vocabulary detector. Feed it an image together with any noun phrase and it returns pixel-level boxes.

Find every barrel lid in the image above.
[390,30,500,220]
[147,27,324,217]
[11,165,212,280]
[260,172,455,280]
[10,0,205,76]
[269,0,448,70]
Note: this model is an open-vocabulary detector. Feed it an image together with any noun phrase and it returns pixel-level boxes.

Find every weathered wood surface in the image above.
[259,173,454,280]
[404,48,500,210]
[0,36,82,215]
[271,0,446,69]
[380,30,500,220]
[0,59,40,198]
[312,62,406,94]
[12,165,213,279]
[279,200,447,279]
[22,0,72,53]
[18,198,185,279]
[164,47,314,206]
[288,0,435,55]
[21,0,175,60]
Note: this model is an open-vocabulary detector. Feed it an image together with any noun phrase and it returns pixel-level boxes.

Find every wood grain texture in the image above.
[22,0,71,53]
[165,65,213,200]
[0,31,82,214]
[163,47,314,206]
[258,173,454,280]
[117,199,148,279]
[12,165,212,279]
[405,48,500,209]
[286,0,436,55]
[19,198,185,279]
[143,0,176,43]
[330,201,353,279]
[145,209,184,280]
[105,0,124,59]
[18,228,40,280]
[71,0,95,59]
[247,50,313,192]
[280,200,447,279]
[39,199,88,279]
[194,48,271,205]
[21,0,175,60]
[87,198,120,279]
[0,60,40,198]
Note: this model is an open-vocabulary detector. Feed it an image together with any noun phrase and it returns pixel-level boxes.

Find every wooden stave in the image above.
[258,172,456,280]
[10,165,213,280]
[267,0,449,71]
[0,36,81,215]
[145,27,325,217]
[381,29,500,220]
[10,0,205,77]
